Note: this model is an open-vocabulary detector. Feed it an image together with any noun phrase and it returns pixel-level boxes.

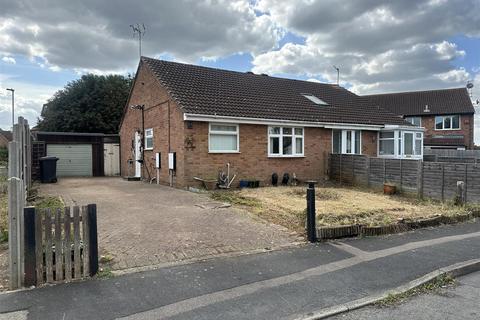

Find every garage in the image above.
[33,132,120,178]
[47,144,93,176]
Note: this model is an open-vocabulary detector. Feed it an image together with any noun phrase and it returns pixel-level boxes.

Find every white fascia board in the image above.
[383,125,425,132]
[183,113,384,130]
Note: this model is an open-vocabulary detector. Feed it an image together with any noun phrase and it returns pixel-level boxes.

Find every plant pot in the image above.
[384,183,396,195]
[203,180,217,190]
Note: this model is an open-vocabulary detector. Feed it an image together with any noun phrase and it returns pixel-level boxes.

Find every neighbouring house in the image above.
[364,88,475,150]
[119,57,423,188]
[0,129,12,148]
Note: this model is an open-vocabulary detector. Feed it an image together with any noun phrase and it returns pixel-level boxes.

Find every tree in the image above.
[36,74,133,133]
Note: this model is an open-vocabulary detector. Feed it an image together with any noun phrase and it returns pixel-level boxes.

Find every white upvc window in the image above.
[435,115,460,130]
[378,130,423,159]
[144,128,153,150]
[209,123,239,153]
[268,126,304,157]
[332,130,361,154]
[405,116,421,127]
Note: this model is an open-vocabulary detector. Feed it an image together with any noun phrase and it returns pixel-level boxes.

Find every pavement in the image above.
[329,271,480,320]
[39,177,300,270]
[0,219,479,320]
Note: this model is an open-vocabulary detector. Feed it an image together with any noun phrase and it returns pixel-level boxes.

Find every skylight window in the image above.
[302,94,329,105]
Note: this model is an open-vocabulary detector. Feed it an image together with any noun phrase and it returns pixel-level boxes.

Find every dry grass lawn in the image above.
[211,185,471,233]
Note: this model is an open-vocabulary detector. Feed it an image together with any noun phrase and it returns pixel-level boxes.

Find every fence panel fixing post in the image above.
[87,204,99,276]
[23,207,36,287]
[305,181,317,243]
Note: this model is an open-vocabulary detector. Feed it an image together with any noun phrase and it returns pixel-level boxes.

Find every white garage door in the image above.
[47,144,93,177]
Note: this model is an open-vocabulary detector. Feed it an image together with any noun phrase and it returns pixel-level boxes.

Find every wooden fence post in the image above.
[24,207,36,287]
[441,162,445,202]
[399,159,403,193]
[417,160,424,198]
[464,164,468,203]
[367,157,371,187]
[8,139,21,289]
[383,158,386,184]
[339,154,343,186]
[87,204,99,276]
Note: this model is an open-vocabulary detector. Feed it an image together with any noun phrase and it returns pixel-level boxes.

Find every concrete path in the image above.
[39,178,300,270]
[329,271,480,320]
[0,219,479,320]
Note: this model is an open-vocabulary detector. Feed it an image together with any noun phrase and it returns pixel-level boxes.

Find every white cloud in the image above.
[0,73,60,129]
[0,0,282,72]
[253,0,480,94]
[1,56,16,64]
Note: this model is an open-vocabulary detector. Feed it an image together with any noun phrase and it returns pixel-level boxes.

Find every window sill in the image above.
[268,155,305,158]
[144,148,153,151]
[434,128,461,131]
[208,151,241,154]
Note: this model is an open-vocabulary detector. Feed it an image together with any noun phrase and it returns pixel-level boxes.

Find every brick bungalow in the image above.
[119,57,422,188]
[364,88,475,150]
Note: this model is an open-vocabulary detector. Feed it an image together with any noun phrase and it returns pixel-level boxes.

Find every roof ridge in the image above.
[363,87,468,97]
[140,56,349,91]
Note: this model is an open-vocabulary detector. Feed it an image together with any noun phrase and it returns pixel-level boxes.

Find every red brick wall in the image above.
[183,123,332,188]
[120,63,382,188]
[362,131,378,156]
[421,114,474,149]
[119,62,186,187]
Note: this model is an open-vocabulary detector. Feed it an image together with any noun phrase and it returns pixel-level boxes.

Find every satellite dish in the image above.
[467,82,474,89]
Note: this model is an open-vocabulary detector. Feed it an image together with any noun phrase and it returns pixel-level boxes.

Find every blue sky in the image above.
[0,0,479,140]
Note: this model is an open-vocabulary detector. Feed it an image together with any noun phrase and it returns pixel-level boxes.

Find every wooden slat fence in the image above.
[329,153,480,204]
[23,204,98,286]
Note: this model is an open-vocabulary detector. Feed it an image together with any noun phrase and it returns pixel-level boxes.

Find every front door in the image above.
[134,131,142,178]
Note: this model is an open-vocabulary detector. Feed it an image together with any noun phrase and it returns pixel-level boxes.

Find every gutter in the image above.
[183,113,387,131]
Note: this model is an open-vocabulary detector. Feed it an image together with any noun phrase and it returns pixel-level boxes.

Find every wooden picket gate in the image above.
[23,204,98,286]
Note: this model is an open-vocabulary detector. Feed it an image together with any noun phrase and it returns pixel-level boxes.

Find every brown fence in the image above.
[23,204,98,286]
[329,154,480,203]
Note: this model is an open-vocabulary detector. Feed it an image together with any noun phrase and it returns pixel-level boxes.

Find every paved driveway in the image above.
[39,178,300,271]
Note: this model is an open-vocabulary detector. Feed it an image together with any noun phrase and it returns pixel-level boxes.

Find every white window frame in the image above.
[405,116,422,127]
[377,130,423,159]
[331,130,362,155]
[144,128,153,150]
[208,123,239,153]
[267,126,304,157]
[435,115,461,130]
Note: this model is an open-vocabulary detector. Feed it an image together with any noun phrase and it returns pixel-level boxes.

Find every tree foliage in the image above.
[36,74,133,133]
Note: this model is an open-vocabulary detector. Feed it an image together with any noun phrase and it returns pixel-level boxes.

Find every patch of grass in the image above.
[210,191,262,208]
[33,196,64,210]
[96,267,115,279]
[376,274,456,307]
[0,194,7,243]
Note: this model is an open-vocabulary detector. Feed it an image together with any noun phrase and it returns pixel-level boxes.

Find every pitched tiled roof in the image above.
[141,57,408,126]
[364,88,475,117]
[0,129,12,141]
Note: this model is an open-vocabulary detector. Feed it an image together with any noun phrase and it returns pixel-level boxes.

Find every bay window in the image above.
[435,115,460,130]
[378,130,423,158]
[332,130,361,154]
[209,123,239,152]
[268,126,304,157]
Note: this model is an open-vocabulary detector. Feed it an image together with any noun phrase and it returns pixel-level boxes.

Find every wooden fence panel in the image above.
[369,158,385,187]
[442,163,467,201]
[353,156,368,186]
[64,207,72,282]
[419,162,443,200]
[401,160,420,191]
[26,205,98,286]
[467,164,480,203]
